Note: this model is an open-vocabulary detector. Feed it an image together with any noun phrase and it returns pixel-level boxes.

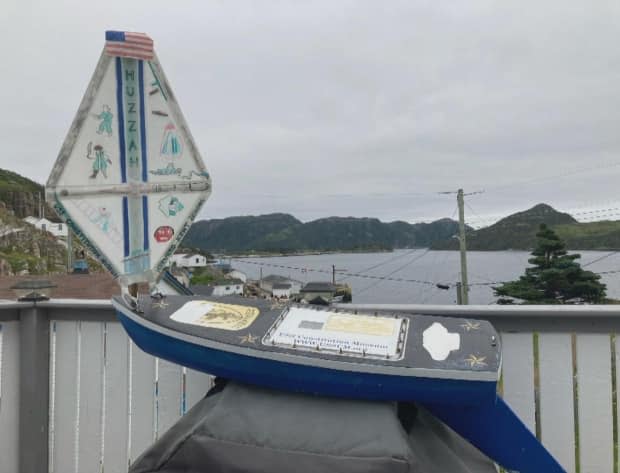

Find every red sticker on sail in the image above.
[154,226,174,242]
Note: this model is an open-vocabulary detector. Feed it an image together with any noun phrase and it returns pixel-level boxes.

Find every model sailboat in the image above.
[46,31,564,473]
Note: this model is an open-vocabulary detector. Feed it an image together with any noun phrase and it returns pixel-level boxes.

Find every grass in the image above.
[0,168,42,193]
[556,221,620,238]
[0,250,43,274]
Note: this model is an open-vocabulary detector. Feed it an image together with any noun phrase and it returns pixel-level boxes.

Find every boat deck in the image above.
[122,294,501,378]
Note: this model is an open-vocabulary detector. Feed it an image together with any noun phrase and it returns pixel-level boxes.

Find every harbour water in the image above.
[231,250,620,304]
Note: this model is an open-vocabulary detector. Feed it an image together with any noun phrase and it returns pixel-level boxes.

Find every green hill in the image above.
[431,203,620,251]
[555,221,620,250]
[183,214,463,253]
[183,213,303,253]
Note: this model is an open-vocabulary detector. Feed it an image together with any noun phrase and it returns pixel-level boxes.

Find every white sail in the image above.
[46,31,211,287]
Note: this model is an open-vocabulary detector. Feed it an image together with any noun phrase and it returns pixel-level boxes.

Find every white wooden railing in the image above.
[0,300,212,473]
[1,299,620,473]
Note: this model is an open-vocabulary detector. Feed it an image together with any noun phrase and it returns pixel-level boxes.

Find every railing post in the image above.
[19,304,50,473]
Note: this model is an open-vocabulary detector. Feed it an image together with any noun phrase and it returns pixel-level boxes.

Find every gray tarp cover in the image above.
[130,381,497,473]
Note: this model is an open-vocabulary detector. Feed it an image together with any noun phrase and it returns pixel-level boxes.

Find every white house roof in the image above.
[24,217,55,226]
[272,283,292,290]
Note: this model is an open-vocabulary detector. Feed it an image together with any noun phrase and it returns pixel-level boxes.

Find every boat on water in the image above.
[46,30,564,473]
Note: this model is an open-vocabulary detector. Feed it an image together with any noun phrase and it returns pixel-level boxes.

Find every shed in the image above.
[300,281,336,303]
[272,283,292,299]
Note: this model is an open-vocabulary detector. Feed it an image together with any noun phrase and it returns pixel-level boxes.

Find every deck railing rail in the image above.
[1,299,619,473]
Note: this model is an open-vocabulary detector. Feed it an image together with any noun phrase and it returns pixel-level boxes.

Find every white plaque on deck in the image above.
[264,307,407,360]
[170,301,259,331]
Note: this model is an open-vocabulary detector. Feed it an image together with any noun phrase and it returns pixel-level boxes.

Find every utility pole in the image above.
[66,229,73,273]
[332,264,347,285]
[457,189,469,305]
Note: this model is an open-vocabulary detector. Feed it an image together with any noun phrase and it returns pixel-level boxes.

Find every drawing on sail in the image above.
[46,31,211,288]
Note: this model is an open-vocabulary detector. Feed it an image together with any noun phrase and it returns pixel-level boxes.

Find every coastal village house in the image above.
[272,283,292,299]
[260,274,302,296]
[23,216,68,238]
[191,278,245,297]
[300,281,337,304]
[170,253,207,268]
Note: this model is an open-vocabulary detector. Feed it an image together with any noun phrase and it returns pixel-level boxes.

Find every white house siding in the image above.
[260,277,301,295]
[23,217,68,238]
[259,280,274,292]
[187,255,207,267]
[171,254,207,268]
[272,288,291,298]
[170,254,188,266]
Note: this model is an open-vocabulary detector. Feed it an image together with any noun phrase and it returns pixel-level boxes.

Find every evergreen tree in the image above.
[494,224,606,304]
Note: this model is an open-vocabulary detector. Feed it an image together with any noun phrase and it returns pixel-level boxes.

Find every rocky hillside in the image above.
[183,213,464,253]
[0,168,56,219]
[0,207,67,275]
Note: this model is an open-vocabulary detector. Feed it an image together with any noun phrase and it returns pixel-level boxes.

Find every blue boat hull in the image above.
[116,307,496,405]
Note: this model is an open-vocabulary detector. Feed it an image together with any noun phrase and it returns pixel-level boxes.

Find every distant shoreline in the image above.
[223,247,618,258]
[224,248,405,258]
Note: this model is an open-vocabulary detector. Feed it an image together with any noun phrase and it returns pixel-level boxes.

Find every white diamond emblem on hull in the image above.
[423,322,460,361]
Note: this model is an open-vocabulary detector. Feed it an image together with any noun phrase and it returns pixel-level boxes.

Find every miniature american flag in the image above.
[105,31,154,60]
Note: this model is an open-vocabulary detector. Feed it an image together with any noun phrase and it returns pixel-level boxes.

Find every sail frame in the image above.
[46,34,212,285]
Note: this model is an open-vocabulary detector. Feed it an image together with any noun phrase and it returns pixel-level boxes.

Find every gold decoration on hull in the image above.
[238,333,259,344]
[152,300,169,309]
[464,354,487,368]
[460,321,480,331]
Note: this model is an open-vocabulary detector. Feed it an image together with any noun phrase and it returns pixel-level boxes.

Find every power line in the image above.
[464,202,484,222]
[233,255,439,287]
[582,251,620,268]
[477,160,620,193]
[459,205,620,229]
[466,263,620,286]
[338,248,420,282]
[232,255,620,290]
[354,249,433,295]
[438,189,485,197]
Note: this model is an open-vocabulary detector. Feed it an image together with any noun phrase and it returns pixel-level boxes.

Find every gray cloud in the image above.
[1,0,619,224]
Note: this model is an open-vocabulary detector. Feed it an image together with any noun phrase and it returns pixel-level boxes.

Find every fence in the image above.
[0,299,212,473]
[1,299,620,472]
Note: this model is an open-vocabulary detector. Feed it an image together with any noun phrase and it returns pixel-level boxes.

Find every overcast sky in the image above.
[1,0,619,225]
